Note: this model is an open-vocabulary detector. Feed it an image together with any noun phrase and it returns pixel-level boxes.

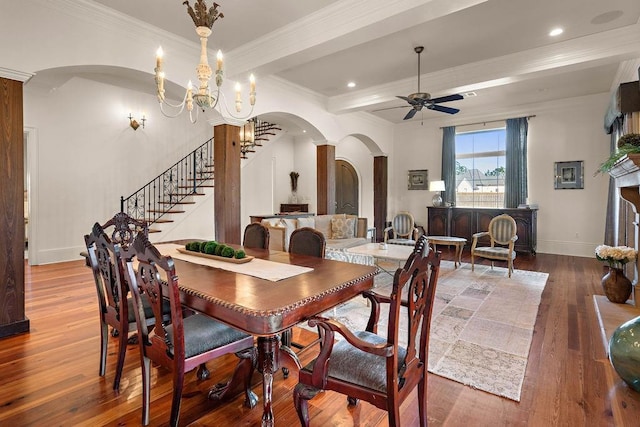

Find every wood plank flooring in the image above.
[1,249,640,426]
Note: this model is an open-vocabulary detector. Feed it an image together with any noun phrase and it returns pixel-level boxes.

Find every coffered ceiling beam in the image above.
[327,23,640,114]
[225,0,488,77]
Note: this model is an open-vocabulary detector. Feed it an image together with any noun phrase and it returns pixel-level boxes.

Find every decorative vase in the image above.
[601,266,632,303]
[609,315,640,392]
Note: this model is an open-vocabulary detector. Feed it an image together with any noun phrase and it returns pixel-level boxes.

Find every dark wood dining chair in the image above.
[289,227,326,258]
[243,222,270,249]
[124,233,257,427]
[281,227,327,377]
[84,220,156,391]
[293,235,441,427]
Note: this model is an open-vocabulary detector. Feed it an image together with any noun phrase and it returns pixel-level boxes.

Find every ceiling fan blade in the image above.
[429,104,460,114]
[403,108,418,120]
[429,94,463,104]
[396,95,419,105]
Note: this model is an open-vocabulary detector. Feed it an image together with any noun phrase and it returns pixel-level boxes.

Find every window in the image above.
[455,128,506,208]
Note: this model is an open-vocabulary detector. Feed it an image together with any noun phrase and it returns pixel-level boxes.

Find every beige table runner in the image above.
[156,243,313,282]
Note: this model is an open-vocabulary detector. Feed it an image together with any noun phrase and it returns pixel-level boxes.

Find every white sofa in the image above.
[261,214,368,251]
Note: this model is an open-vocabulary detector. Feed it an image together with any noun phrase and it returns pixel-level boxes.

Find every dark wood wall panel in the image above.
[316,145,336,215]
[213,124,241,245]
[373,156,388,242]
[0,77,29,338]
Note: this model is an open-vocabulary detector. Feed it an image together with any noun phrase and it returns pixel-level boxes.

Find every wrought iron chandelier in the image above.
[154,0,256,123]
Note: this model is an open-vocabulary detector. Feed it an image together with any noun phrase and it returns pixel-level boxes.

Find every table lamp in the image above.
[429,180,445,206]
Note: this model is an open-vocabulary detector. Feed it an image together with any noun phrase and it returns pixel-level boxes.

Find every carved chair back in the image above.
[293,235,441,426]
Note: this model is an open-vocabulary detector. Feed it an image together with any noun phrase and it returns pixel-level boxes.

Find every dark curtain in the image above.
[504,117,529,208]
[441,126,456,205]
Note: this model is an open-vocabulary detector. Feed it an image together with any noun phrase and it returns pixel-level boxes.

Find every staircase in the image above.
[121,119,281,233]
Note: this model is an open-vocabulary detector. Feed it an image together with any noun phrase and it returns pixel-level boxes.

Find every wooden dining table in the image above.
[160,244,378,427]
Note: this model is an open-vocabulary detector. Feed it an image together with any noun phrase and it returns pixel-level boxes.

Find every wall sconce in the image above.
[128,113,146,130]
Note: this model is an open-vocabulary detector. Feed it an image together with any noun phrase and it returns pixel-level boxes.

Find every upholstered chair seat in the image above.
[311,330,407,392]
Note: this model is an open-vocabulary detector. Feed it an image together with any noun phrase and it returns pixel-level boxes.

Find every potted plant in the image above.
[596,133,640,175]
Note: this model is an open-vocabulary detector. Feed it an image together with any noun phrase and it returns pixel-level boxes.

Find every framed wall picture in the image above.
[554,160,584,189]
[408,169,429,190]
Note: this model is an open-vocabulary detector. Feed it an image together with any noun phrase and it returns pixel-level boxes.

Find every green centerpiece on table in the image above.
[185,241,246,259]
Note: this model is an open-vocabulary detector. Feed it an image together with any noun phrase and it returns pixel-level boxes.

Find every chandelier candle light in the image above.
[154,0,256,123]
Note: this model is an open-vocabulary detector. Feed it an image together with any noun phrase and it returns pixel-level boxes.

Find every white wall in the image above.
[527,94,610,257]
[392,93,612,257]
[24,76,212,263]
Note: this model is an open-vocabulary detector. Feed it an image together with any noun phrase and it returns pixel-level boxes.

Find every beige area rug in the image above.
[303,260,548,401]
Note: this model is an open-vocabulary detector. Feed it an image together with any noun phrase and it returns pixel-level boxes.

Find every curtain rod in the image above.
[439,115,536,129]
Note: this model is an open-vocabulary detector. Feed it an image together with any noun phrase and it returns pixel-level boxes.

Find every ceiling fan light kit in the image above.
[396,46,463,120]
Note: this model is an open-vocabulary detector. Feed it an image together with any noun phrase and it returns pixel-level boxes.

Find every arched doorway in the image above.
[335,160,358,215]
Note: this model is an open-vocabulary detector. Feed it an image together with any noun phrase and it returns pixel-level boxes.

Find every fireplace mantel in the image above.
[609,153,640,211]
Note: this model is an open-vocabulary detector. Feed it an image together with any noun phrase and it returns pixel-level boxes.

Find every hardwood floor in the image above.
[1,249,640,426]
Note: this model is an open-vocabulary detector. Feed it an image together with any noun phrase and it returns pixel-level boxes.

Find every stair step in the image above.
[149,229,162,233]
[146,218,174,223]
[158,201,196,205]
[179,184,213,188]
[187,178,213,182]
[147,209,185,214]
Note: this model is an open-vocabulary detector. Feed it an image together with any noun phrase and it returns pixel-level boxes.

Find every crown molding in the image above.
[329,23,640,114]
[0,67,34,82]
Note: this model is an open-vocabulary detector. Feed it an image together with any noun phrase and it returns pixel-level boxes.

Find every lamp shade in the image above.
[429,180,446,192]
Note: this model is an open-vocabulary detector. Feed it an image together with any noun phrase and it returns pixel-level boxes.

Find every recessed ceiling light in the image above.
[549,28,564,37]
[463,91,477,97]
[347,82,356,88]
[302,130,307,133]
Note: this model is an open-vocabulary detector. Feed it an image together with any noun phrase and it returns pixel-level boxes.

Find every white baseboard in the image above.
[35,245,86,265]
[536,239,597,258]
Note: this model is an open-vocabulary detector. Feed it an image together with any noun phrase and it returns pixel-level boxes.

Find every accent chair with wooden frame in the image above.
[471,213,518,277]
[293,235,441,426]
[384,211,419,246]
[124,234,257,427]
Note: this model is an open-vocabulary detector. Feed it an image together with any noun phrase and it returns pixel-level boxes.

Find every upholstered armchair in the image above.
[471,214,518,277]
[383,211,419,246]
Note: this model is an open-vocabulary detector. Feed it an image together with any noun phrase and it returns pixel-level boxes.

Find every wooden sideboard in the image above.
[280,203,309,213]
[427,206,538,254]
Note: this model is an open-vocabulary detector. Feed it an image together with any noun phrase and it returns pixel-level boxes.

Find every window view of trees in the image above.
[454,128,506,208]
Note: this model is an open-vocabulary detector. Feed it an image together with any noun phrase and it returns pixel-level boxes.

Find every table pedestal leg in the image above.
[257,335,301,427]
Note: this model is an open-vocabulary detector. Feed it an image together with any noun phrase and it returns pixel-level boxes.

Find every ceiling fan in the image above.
[395,46,463,120]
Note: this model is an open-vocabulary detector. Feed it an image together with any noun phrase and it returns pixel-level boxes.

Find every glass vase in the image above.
[601,266,632,304]
[609,315,640,392]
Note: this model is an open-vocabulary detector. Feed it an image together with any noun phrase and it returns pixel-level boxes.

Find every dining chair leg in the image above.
[113,326,128,390]
[418,376,427,427]
[99,321,108,377]
[293,383,320,427]
[170,369,185,427]
[281,329,292,378]
[140,356,151,426]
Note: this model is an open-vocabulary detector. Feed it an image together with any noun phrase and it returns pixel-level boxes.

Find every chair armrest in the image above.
[383,226,393,242]
[308,316,394,358]
[472,231,489,239]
